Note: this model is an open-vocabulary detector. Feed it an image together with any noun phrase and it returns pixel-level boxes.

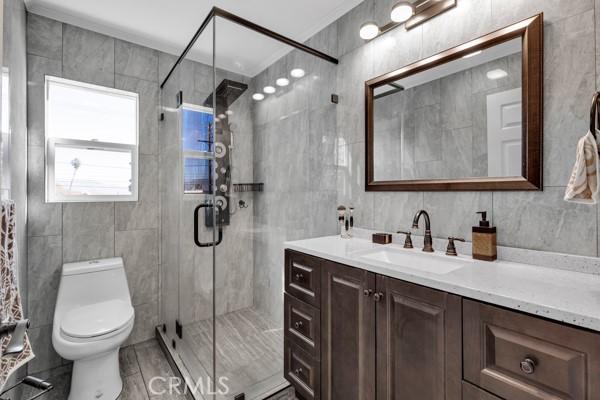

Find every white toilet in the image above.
[52,257,135,400]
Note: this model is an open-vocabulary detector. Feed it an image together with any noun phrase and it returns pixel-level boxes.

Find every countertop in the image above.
[285,235,600,332]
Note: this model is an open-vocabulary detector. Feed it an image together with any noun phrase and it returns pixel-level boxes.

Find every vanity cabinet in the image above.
[283,249,600,400]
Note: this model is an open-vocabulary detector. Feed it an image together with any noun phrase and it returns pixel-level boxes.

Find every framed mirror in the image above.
[365,14,543,191]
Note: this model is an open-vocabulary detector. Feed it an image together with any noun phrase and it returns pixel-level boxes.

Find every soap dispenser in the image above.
[472,211,497,261]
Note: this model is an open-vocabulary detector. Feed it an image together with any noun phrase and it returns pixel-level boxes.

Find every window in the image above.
[45,76,139,202]
[181,103,214,194]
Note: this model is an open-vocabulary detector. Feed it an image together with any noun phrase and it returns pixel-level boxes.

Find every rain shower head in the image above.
[204,79,249,108]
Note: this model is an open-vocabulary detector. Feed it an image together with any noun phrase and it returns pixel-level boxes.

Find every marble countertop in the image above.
[285,235,600,332]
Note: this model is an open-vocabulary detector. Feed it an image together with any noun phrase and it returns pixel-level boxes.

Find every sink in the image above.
[355,247,471,275]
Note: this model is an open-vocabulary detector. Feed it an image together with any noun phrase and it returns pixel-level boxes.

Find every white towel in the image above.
[0,200,34,391]
[564,131,600,204]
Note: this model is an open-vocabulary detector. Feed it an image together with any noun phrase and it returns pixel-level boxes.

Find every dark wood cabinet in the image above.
[376,275,461,400]
[321,260,376,400]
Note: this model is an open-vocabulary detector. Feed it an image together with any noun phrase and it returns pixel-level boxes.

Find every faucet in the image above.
[412,210,434,252]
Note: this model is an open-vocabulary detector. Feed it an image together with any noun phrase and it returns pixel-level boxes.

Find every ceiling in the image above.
[25,0,361,77]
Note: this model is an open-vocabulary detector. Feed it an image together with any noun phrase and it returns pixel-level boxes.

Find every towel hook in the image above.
[589,91,600,139]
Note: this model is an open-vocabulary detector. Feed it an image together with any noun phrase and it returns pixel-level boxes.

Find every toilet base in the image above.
[68,348,122,400]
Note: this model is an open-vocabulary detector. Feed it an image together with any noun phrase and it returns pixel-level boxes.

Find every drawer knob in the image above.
[294,321,303,329]
[373,292,385,302]
[520,358,536,374]
[363,289,373,297]
[294,368,303,376]
[295,273,304,281]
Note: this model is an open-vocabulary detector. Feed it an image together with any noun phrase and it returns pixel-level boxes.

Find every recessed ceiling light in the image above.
[463,50,482,59]
[359,22,379,40]
[276,78,290,87]
[263,86,276,94]
[290,68,305,78]
[252,93,265,101]
[486,69,508,80]
[390,2,415,23]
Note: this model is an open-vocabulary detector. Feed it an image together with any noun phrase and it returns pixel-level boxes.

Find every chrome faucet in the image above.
[412,210,434,252]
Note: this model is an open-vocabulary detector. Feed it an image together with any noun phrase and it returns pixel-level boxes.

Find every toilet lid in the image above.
[60,299,134,339]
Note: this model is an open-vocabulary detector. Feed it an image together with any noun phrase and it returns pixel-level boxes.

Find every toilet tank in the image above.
[56,257,132,309]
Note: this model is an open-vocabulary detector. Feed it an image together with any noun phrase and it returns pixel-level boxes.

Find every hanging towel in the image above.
[0,200,34,391]
[564,131,600,204]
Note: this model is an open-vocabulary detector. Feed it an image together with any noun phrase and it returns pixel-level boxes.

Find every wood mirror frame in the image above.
[365,14,543,191]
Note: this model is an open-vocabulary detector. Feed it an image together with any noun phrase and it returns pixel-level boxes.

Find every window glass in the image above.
[181,104,213,194]
[182,106,213,152]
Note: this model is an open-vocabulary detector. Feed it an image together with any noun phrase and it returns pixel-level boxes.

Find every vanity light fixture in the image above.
[218,113,226,119]
[462,50,482,59]
[486,69,508,80]
[359,0,456,40]
[359,22,380,40]
[390,2,415,23]
[276,78,290,87]
[252,93,265,101]
[225,110,233,116]
[290,68,305,78]
[263,86,276,94]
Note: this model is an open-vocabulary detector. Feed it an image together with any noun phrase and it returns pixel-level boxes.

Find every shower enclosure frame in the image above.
[157,7,339,399]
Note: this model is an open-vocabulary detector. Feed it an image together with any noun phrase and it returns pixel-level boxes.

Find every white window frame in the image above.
[44,76,139,202]
[180,103,214,196]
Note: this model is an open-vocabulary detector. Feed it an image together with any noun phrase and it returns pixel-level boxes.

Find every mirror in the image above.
[366,14,543,191]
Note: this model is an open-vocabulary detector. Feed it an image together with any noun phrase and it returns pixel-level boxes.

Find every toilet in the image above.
[52,257,135,400]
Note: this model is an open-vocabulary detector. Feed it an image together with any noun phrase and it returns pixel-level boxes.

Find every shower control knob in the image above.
[294,321,303,329]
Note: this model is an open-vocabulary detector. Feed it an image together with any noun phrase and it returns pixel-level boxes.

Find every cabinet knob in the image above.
[373,292,384,302]
[294,321,303,329]
[295,273,304,281]
[363,289,373,297]
[520,357,536,374]
[294,368,303,376]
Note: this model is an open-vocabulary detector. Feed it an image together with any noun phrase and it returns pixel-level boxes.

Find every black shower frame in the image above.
[160,6,339,89]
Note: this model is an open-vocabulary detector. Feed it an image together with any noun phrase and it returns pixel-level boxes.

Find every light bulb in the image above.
[486,69,508,80]
[359,22,379,40]
[390,2,414,23]
[290,68,305,78]
[276,78,290,87]
[263,86,276,94]
[252,93,265,101]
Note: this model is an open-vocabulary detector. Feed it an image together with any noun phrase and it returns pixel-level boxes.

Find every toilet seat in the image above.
[60,299,134,340]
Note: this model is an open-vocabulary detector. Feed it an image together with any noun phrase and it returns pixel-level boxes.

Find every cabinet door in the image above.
[321,260,376,400]
[376,275,461,400]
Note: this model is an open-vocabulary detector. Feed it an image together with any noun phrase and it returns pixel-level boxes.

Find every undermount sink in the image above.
[355,247,471,275]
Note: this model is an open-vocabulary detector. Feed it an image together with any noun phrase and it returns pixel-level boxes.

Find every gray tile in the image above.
[373,192,424,234]
[62,24,115,87]
[491,0,593,27]
[158,52,178,86]
[423,192,493,241]
[119,372,150,400]
[27,235,62,328]
[544,10,596,186]
[116,155,159,231]
[494,187,597,256]
[115,40,159,82]
[62,202,115,263]
[27,325,63,374]
[127,302,159,345]
[26,13,62,60]
[115,229,159,306]
[115,75,159,155]
[120,346,141,377]
[135,340,187,399]
[27,54,62,147]
[27,146,62,236]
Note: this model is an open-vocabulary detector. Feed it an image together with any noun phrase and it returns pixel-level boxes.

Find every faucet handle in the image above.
[446,237,465,256]
[396,231,414,249]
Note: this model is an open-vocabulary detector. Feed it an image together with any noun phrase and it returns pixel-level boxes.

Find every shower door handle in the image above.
[194,204,223,247]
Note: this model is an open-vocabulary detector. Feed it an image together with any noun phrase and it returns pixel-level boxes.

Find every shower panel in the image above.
[158,7,338,399]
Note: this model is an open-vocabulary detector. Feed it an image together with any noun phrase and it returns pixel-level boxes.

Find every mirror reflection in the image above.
[373,38,523,181]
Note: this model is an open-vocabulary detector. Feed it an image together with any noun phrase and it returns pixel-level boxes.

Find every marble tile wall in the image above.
[334,0,600,257]
[26,13,160,375]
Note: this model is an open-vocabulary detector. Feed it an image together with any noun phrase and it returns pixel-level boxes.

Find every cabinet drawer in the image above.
[285,250,321,307]
[463,299,600,400]
[284,338,320,400]
[462,381,502,400]
[284,293,320,359]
